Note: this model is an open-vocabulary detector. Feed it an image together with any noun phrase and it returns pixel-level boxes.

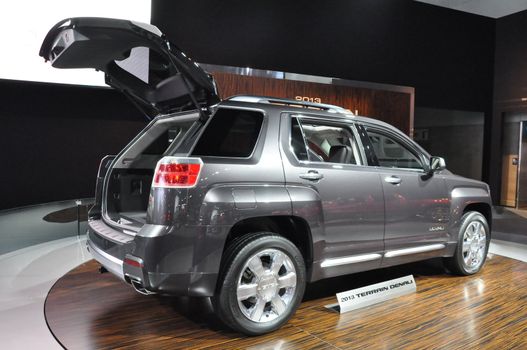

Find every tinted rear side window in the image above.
[192,109,263,157]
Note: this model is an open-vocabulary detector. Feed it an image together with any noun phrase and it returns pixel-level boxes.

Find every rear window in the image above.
[192,109,264,158]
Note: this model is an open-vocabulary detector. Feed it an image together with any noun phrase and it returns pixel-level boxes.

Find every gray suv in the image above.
[41,18,492,335]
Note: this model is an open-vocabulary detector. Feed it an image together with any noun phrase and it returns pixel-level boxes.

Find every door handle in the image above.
[384,175,402,185]
[299,170,324,181]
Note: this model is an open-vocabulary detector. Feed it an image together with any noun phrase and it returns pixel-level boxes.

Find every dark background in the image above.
[0,80,145,209]
[1,0,526,209]
[490,10,527,198]
[152,0,495,113]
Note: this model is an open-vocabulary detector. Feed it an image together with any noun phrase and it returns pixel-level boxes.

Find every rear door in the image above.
[40,17,219,115]
[280,114,385,280]
[358,124,450,266]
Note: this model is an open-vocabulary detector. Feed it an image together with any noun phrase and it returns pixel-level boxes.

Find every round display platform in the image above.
[46,255,527,349]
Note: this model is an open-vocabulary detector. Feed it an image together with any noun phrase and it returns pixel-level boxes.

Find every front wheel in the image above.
[213,232,306,335]
[444,211,490,275]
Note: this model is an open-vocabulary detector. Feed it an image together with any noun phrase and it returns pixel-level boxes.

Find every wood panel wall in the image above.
[212,72,413,135]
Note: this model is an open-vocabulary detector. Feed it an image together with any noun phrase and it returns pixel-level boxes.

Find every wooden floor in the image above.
[45,254,527,350]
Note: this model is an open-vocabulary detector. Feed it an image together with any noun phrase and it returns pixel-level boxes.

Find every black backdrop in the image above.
[489,10,527,200]
[0,80,145,210]
[0,0,516,209]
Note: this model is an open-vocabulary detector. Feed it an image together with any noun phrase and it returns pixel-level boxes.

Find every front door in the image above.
[499,113,527,209]
[361,126,450,266]
[280,114,385,279]
[500,113,522,207]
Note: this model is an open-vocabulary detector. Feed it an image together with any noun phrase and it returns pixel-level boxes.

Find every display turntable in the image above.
[45,255,527,349]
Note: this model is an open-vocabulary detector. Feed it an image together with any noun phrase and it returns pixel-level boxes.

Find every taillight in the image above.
[152,157,202,188]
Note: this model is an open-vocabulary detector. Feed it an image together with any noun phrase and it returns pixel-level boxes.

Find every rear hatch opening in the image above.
[103,113,199,230]
[102,107,265,231]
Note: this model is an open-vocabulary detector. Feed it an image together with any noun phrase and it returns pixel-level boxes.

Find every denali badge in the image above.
[429,225,446,232]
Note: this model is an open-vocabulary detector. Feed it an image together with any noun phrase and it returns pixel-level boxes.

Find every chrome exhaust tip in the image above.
[130,278,156,295]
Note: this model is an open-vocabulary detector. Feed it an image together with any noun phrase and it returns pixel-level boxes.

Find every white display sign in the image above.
[327,275,416,313]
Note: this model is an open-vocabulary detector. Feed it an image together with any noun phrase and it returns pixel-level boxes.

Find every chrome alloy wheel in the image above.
[462,221,487,272]
[236,248,297,323]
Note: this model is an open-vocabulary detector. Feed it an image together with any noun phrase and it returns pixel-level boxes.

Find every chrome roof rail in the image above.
[228,95,354,115]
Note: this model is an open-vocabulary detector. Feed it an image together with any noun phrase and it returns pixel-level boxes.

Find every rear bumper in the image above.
[86,238,125,281]
[86,219,222,297]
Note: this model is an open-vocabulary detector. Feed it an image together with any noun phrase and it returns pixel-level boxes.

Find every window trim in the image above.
[290,117,311,162]
[361,124,428,173]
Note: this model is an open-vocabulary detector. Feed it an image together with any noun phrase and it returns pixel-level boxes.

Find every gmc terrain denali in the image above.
[41,18,492,335]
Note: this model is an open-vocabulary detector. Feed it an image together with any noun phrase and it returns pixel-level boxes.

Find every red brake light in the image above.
[153,157,202,188]
[124,257,143,268]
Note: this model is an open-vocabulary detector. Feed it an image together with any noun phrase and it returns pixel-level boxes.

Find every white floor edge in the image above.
[0,236,90,349]
[0,236,525,349]
[489,239,527,263]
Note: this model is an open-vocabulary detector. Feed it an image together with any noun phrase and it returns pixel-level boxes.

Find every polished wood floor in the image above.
[45,254,527,350]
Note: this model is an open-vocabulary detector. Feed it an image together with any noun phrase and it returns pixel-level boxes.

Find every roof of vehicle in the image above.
[217,95,430,157]
[219,95,400,132]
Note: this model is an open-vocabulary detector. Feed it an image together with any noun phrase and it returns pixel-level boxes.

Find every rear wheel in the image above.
[444,211,490,275]
[213,232,306,335]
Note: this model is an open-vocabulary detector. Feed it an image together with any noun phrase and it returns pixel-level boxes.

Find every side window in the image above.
[290,118,309,161]
[366,129,423,170]
[290,117,361,165]
[192,109,263,158]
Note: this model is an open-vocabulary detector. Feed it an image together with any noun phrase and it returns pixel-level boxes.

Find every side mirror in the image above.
[429,156,446,173]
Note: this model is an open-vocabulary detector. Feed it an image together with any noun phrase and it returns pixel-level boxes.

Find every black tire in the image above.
[444,211,490,275]
[213,232,306,335]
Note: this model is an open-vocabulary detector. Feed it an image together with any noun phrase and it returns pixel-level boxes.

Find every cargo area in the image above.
[103,114,198,229]
[105,168,154,228]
